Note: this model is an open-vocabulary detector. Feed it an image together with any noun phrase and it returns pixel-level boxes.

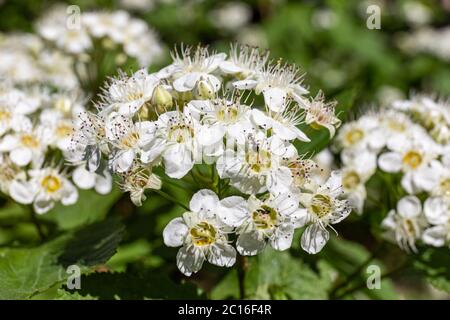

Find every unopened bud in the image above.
[152,85,173,112]
[195,80,215,100]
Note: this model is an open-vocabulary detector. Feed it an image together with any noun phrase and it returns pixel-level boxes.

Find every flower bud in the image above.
[195,80,215,100]
[152,85,173,112]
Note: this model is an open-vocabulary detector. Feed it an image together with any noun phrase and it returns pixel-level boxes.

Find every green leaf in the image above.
[41,188,121,230]
[67,265,201,299]
[244,248,334,299]
[414,247,450,293]
[0,218,124,299]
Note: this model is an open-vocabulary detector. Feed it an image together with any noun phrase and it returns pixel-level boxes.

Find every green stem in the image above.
[334,263,408,299]
[237,255,247,299]
[28,205,46,242]
[154,189,190,211]
[330,243,384,299]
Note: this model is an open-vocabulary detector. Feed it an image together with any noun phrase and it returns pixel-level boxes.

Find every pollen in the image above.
[41,174,62,193]
[311,194,333,219]
[20,134,40,148]
[402,150,422,169]
[252,205,278,230]
[190,221,217,246]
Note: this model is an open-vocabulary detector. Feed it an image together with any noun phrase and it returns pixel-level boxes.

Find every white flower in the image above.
[218,191,304,255]
[163,189,237,276]
[142,110,201,179]
[10,167,78,214]
[340,149,377,214]
[185,97,252,147]
[39,109,74,152]
[336,114,384,151]
[378,134,439,194]
[422,197,450,248]
[250,102,310,142]
[381,196,427,253]
[296,171,351,254]
[117,165,161,206]
[105,112,154,173]
[303,91,341,138]
[161,45,225,96]
[216,131,296,194]
[219,44,268,81]
[0,100,31,136]
[234,62,309,112]
[0,126,49,167]
[103,69,162,116]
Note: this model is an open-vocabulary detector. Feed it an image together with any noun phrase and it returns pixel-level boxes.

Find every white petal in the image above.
[72,166,96,189]
[424,197,448,225]
[270,223,294,251]
[291,208,310,228]
[33,193,54,214]
[263,87,287,112]
[9,180,36,204]
[163,144,194,179]
[378,152,402,173]
[207,243,236,267]
[236,231,266,256]
[173,73,200,92]
[198,124,225,146]
[61,182,78,206]
[422,225,447,247]
[176,245,204,276]
[232,79,257,90]
[189,189,219,214]
[95,172,113,195]
[217,196,249,227]
[10,147,32,166]
[301,224,330,254]
[266,167,293,194]
[113,149,135,173]
[163,217,188,247]
[219,61,243,74]
[250,109,272,129]
[397,196,422,218]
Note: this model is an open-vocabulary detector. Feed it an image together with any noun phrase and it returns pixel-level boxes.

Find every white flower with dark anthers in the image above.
[105,112,154,173]
[218,191,305,256]
[219,44,268,81]
[378,134,440,194]
[336,115,385,152]
[163,189,238,276]
[422,197,450,248]
[141,110,201,179]
[68,111,107,172]
[72,165,113,195]
[101,69,162,116]
[0,125,50,167]
[185,96,252,146]
[233,61,309,113]
[340,149,377,214]
[296,171,351,254]
[250,101,310,142]
[9,167,78,214]
[216,131,297,195]
[160,45,226,96]
[117,165,161,206]
[303,91,341,138]
[381,196,427,253]
[284,156,319,190]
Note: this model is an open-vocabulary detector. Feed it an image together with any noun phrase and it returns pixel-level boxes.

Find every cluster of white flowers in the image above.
[37,5,163,66]
[0,81,113,214]
[0,33,78,90]
[72,44,350,276]
[397,26,450,62]
[335,95,450,252]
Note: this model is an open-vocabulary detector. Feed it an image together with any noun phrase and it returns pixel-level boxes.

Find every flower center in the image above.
[0,108,11,121]
[245,149,272,173]
[20,134,40,148]
[41,174,62,193]
[440,178,450,197]
[402,150,422,169]
[403,218,416,235]
[345,128,364,145]
[252,205,277,230]
[387,120,406,132]
[56,124,73,138]
[216,105,239,123]
[54,98,72,114]
[190,221,217,246]
[168,124,194,143]
[120,131,140,148]
[311,194,333,219]
[342,171,361,190]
